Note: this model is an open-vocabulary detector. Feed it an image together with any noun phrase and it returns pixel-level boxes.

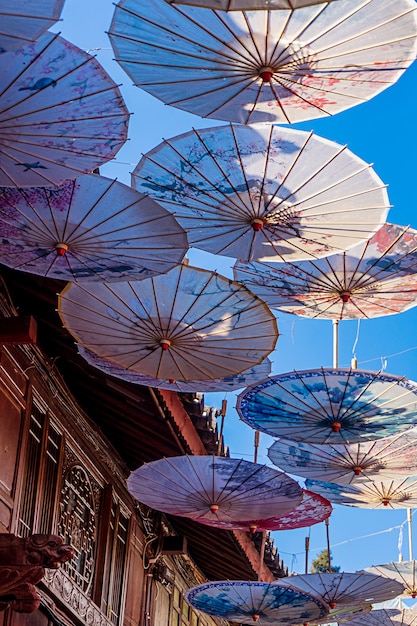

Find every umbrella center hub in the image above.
[340,290,351,303]
[210,504,219,514]
[257,41,316,83]
[252,614,260,622]
[353,466,363,476]
[330,421,342,433]
[55,242,69,256]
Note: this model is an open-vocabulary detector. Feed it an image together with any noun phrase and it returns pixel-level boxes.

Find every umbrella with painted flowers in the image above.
[58,263,278,381]
[0,32,129,187]
[0,174,188,282]
[133,124,389,264]
[109,0,417,125]
[0,0,65,51]
[237,368,417,444]
[306,477,417,509]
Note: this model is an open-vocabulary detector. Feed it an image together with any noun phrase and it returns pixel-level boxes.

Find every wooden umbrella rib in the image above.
[63,178,117,242]
[1,80,126,125]
[144,137,256,219]
[338,375,416,421]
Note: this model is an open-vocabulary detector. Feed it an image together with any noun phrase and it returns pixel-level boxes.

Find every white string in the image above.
[359,344,417,366]
[351,319,360,357]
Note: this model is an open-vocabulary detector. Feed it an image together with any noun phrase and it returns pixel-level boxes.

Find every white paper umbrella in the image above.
[77,344,272,391]
[189,488,332,533]
[0,175,188,281]
[58,263,278,381]
[234,223,417,320]
[109,0,417,125]
[340,608,417,626]
[365,562,417,599]
[184,580,329,624]
[0,32,129,187]
[306,478,417,509]
[127,456,303,523]
[283,572,404,610]
[268,430,417,485]
[165,0,340,9]
[237,368,417,444]
[133,124,389,263]
[0,0,65,52]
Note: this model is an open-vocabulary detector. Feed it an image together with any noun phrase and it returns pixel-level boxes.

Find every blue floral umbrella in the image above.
[268,430,417,484]
[338,608,417,626]
[237,368,417,444]
[0,0,65,51]
[184,580,329,624]
[0,32,129,187]
[306,477,417,509]
[109,0,417,125]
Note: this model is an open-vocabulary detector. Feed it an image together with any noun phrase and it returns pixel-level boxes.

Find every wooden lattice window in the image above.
[100,498,129,624]
[17,400,62,537]
[59,465,96,594]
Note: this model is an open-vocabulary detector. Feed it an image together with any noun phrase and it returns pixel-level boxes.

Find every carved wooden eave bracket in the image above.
[0,534,74,614]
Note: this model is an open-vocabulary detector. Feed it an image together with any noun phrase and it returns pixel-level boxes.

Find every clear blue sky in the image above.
[58,0,417,577]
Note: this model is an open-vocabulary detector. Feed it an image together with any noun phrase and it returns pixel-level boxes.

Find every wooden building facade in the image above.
[0,268,287,626]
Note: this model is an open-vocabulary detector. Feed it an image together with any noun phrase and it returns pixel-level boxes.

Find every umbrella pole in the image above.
[216,400,227,456]
[305,536,310,574]
[408,509,414,561]
[332,320,339,368]
[325,517,332,572]
[254,430,260,464]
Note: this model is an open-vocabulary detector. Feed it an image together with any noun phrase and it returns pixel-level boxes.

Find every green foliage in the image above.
[310,549,341,573]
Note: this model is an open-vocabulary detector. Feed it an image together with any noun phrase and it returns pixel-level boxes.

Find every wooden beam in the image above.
[0,316,37,344]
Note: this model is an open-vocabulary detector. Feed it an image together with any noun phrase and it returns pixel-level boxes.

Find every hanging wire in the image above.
[351,319,361,357]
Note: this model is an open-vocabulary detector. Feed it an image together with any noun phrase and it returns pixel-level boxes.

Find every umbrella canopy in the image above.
[234,223,417,320]
[184,580,329,624]
[164,0,340,8]
[305,477,417,509]
[268,430,417,484]
[58,263,278,381]
[237,368,417,444]
[109,0,417,125]
[0,0,65,52]
[339,608,417,626]
[0,32,129,187]
[0,175,188,282]
[127,456,303,523]
[284,572,404,610]
[365,562,417,599]
[133,124,389,264]
[77,344,272,392]
[189,488,332,533]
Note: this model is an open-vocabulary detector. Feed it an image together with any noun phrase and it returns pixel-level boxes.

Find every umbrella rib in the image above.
[0,32,60,100]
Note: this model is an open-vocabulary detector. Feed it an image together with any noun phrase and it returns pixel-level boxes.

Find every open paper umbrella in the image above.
[284,572,404,611]
[234,223,417,320]
[306,477,417,509]
[58,263,278,381]
[127,456,303,523]
[77,345,272,392]
[0,175,188,281]
[365,562,417,599]
[339,608,417,626]
[0,0,65,51]
[268,430,417,485]
[109,0,417,125]
[0,32,129,187]
[133,124,389,263]
[164,0,340,8]
[184,580,329,624]
[190,488,332,533]
[237,368,417,444]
